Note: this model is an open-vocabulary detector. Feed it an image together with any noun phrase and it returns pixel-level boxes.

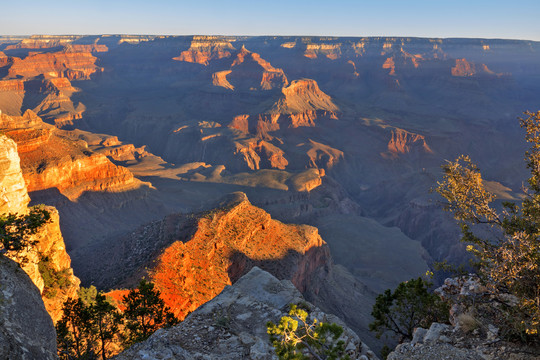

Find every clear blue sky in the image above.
[1,0,539,41]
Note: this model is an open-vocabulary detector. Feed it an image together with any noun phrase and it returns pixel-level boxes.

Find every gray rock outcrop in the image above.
[0,255,57,360]
[387,276,540,360]
[115,266,378,360]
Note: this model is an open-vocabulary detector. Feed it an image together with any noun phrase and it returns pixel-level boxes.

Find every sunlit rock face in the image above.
[0,111,139,200]
[105,192,330,320]
[9,207,81,323]
[212,45,288,91]
[384,128,432,158]
[0,133,29,214]
[0,122,80,323]
[174,35,236,65]
[5,46,102,80]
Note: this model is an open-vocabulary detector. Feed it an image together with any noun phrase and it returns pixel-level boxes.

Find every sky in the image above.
[1,0,539,41]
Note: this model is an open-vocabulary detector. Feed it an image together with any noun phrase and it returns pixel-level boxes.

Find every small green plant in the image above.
[267,304,351,360]
[38,255,72,299]
[78,285,98,306]
[369,277,449,342]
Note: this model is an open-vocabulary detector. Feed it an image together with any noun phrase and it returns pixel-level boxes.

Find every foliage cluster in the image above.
[369,277,449,342]
[57,280,178,360]
[38,255,72,298]
[267,304,351,360]
[0,206,50,260]
[435,110,540,339]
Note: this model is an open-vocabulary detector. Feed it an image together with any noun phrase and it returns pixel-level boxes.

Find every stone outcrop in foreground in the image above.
[387,276,540,360]
[115,267,378,360]
[0,255,57,360]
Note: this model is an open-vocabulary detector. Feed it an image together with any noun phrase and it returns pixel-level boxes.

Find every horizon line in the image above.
[1,34,539,42]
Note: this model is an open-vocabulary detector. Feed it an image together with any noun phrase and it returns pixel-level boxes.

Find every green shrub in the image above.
[369,277,449,342]
[267,304,351,360]
[38,256,72,298]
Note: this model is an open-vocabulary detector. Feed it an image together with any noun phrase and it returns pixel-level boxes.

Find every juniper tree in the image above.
[436,110,540,337]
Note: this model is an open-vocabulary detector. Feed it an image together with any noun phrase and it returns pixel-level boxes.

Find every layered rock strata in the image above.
[0,111,139,200]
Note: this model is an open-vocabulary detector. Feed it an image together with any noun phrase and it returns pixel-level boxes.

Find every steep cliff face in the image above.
[173,35,235,65]
[451,58,498,77]
[0,131,80,323]
[11,207,81,323]
[0,111,139,200]
[274,79,339,115]
[0,76,85,126]
[304,43,342,60]
[0,134,30,214]
[6,50,102,80]
[233,138,289,170]
[384,128,433,158]
[0,256,57,360]
[212,46,288,91]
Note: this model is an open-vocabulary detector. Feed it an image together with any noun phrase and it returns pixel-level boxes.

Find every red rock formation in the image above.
[0,111,139,200]
[233,139,288,170]
[0,69,85,125]
[0,51,10,67]
[20,207,81,323]
[229,114,250,133]
[0,79,25,92]
[384,128,433,158]
[303,139,344,169]
[212,70,234,90]
[275,79,339,114]
[67,44,108,53]
[382,57,396,75]
[213,46,288,91]
[304,43,342,60]
[7,51,102,80]
[148,194,331,319]
[173,36,235,65]
[451,58,497,77]
[5,37,75,50]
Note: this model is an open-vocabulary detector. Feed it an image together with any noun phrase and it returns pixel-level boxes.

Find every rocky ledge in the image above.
[114,267,378,360]
[388,276,540,360]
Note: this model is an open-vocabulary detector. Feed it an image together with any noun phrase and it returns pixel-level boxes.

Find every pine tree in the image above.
[92,293,122,360]
[122,279,178,344]
[56,297,96,360]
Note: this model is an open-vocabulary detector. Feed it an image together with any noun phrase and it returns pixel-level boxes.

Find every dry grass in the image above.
[457,313,480,333]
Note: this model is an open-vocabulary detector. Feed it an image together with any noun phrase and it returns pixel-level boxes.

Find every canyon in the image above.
[0,34,539,355]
